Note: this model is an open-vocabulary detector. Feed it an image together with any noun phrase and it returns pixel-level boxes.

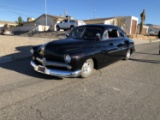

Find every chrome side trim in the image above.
[31,61,81,78]
[35,57,72,70]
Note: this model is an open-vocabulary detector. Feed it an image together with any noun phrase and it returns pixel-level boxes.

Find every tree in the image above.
[116,17,125,28]
[3,24,8,31]
[16,16,23,26]
[139,9,146,34]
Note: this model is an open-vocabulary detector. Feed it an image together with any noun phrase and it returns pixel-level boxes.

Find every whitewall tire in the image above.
[81,59,94,78]
[125,49,131,60]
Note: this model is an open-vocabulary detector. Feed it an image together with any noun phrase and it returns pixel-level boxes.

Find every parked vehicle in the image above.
[30,24,135,78]
[56,19,85,31]
[149,30,155,35]
[3,29,14,35]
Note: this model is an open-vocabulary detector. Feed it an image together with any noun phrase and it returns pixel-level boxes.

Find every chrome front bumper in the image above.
[31,61,81,78]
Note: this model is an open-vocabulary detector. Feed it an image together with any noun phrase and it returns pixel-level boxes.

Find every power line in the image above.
[0,3,44,14]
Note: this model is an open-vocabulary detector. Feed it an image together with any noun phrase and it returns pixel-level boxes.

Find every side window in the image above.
[118,29,125,37]
[70,20,75,23]
[64,20,68,23]
[102,30,108,40]
[108,29,118,38]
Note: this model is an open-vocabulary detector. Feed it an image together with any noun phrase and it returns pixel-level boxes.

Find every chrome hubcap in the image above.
[126,50,131,58]
[82,60,93,74]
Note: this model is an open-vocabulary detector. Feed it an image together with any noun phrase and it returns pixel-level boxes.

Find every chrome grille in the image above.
[35,57,72,70]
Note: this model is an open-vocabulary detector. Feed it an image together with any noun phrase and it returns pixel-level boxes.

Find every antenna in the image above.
[64,9,67,17]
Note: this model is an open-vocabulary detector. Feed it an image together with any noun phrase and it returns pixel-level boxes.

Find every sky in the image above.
[0,0,159,25]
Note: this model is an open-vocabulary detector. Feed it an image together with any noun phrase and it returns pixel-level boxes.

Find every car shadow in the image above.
[129,58,160,64]
[0,45,62,80]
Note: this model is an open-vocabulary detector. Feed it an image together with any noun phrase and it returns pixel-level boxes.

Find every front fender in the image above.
[68,47,101,70]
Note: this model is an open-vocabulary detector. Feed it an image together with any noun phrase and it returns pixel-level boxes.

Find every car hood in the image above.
[44,38,94,55]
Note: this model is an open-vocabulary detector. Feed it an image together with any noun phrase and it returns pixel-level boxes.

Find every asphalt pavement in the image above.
[0,42,160,120]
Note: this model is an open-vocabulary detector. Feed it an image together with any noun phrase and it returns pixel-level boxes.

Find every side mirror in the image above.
[66,33,70,38]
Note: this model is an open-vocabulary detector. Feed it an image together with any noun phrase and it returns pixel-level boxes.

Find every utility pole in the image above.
[94,0,96,19]
[158,30,160,54]
[44,0,48,27]
[64,9,67,17]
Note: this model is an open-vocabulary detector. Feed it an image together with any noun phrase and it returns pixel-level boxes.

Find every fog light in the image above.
[64,54,71,63]
[32,56,35,60]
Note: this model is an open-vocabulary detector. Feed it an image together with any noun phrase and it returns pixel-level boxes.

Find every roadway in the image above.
[0,42,160,120]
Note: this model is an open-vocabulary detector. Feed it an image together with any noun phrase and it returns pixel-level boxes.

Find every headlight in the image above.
[30,49,34,54]
[64,54,71,63]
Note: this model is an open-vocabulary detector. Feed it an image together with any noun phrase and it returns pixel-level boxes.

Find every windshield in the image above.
[70,27,102,40]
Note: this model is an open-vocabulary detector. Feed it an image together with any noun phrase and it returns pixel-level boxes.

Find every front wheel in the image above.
[56,26,60,31]
[124,49,131,60]
[81,59,94,78]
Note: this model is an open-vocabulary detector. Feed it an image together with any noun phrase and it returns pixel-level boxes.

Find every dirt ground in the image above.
[0,35,58,62]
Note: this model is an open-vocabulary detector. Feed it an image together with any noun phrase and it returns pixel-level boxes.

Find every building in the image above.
[83,16,138,35]
[84,17,116,25]
[0,20,17,27]
[27,17,35,22]
[137,25,149,34]
[23,14,65,31]
[145,24,160,35]
[12,14,65,33]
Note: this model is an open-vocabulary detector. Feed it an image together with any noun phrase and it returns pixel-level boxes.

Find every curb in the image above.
[149,39,160,43]
[133,39,160,45]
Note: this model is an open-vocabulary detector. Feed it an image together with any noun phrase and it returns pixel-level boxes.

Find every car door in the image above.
[101,29,124,65]
[116,28,130,58]
[64,20,69,29]
[59,20,64,29]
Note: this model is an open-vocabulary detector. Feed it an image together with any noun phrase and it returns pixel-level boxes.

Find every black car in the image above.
[30,24,135,78]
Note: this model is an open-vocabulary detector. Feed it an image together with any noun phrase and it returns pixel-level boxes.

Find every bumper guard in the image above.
[31,61,81,78]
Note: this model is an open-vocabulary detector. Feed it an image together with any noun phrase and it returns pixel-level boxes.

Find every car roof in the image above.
[77,24,121,29]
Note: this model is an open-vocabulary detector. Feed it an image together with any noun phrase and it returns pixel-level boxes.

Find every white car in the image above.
[56,19,86,31]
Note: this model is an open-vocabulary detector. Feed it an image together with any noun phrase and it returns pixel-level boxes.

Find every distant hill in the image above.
[145,24,159,26]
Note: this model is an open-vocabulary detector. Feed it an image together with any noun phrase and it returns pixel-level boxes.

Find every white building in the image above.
[23,14,65,31]
[83,16,138,35]
[13,14,65,32]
